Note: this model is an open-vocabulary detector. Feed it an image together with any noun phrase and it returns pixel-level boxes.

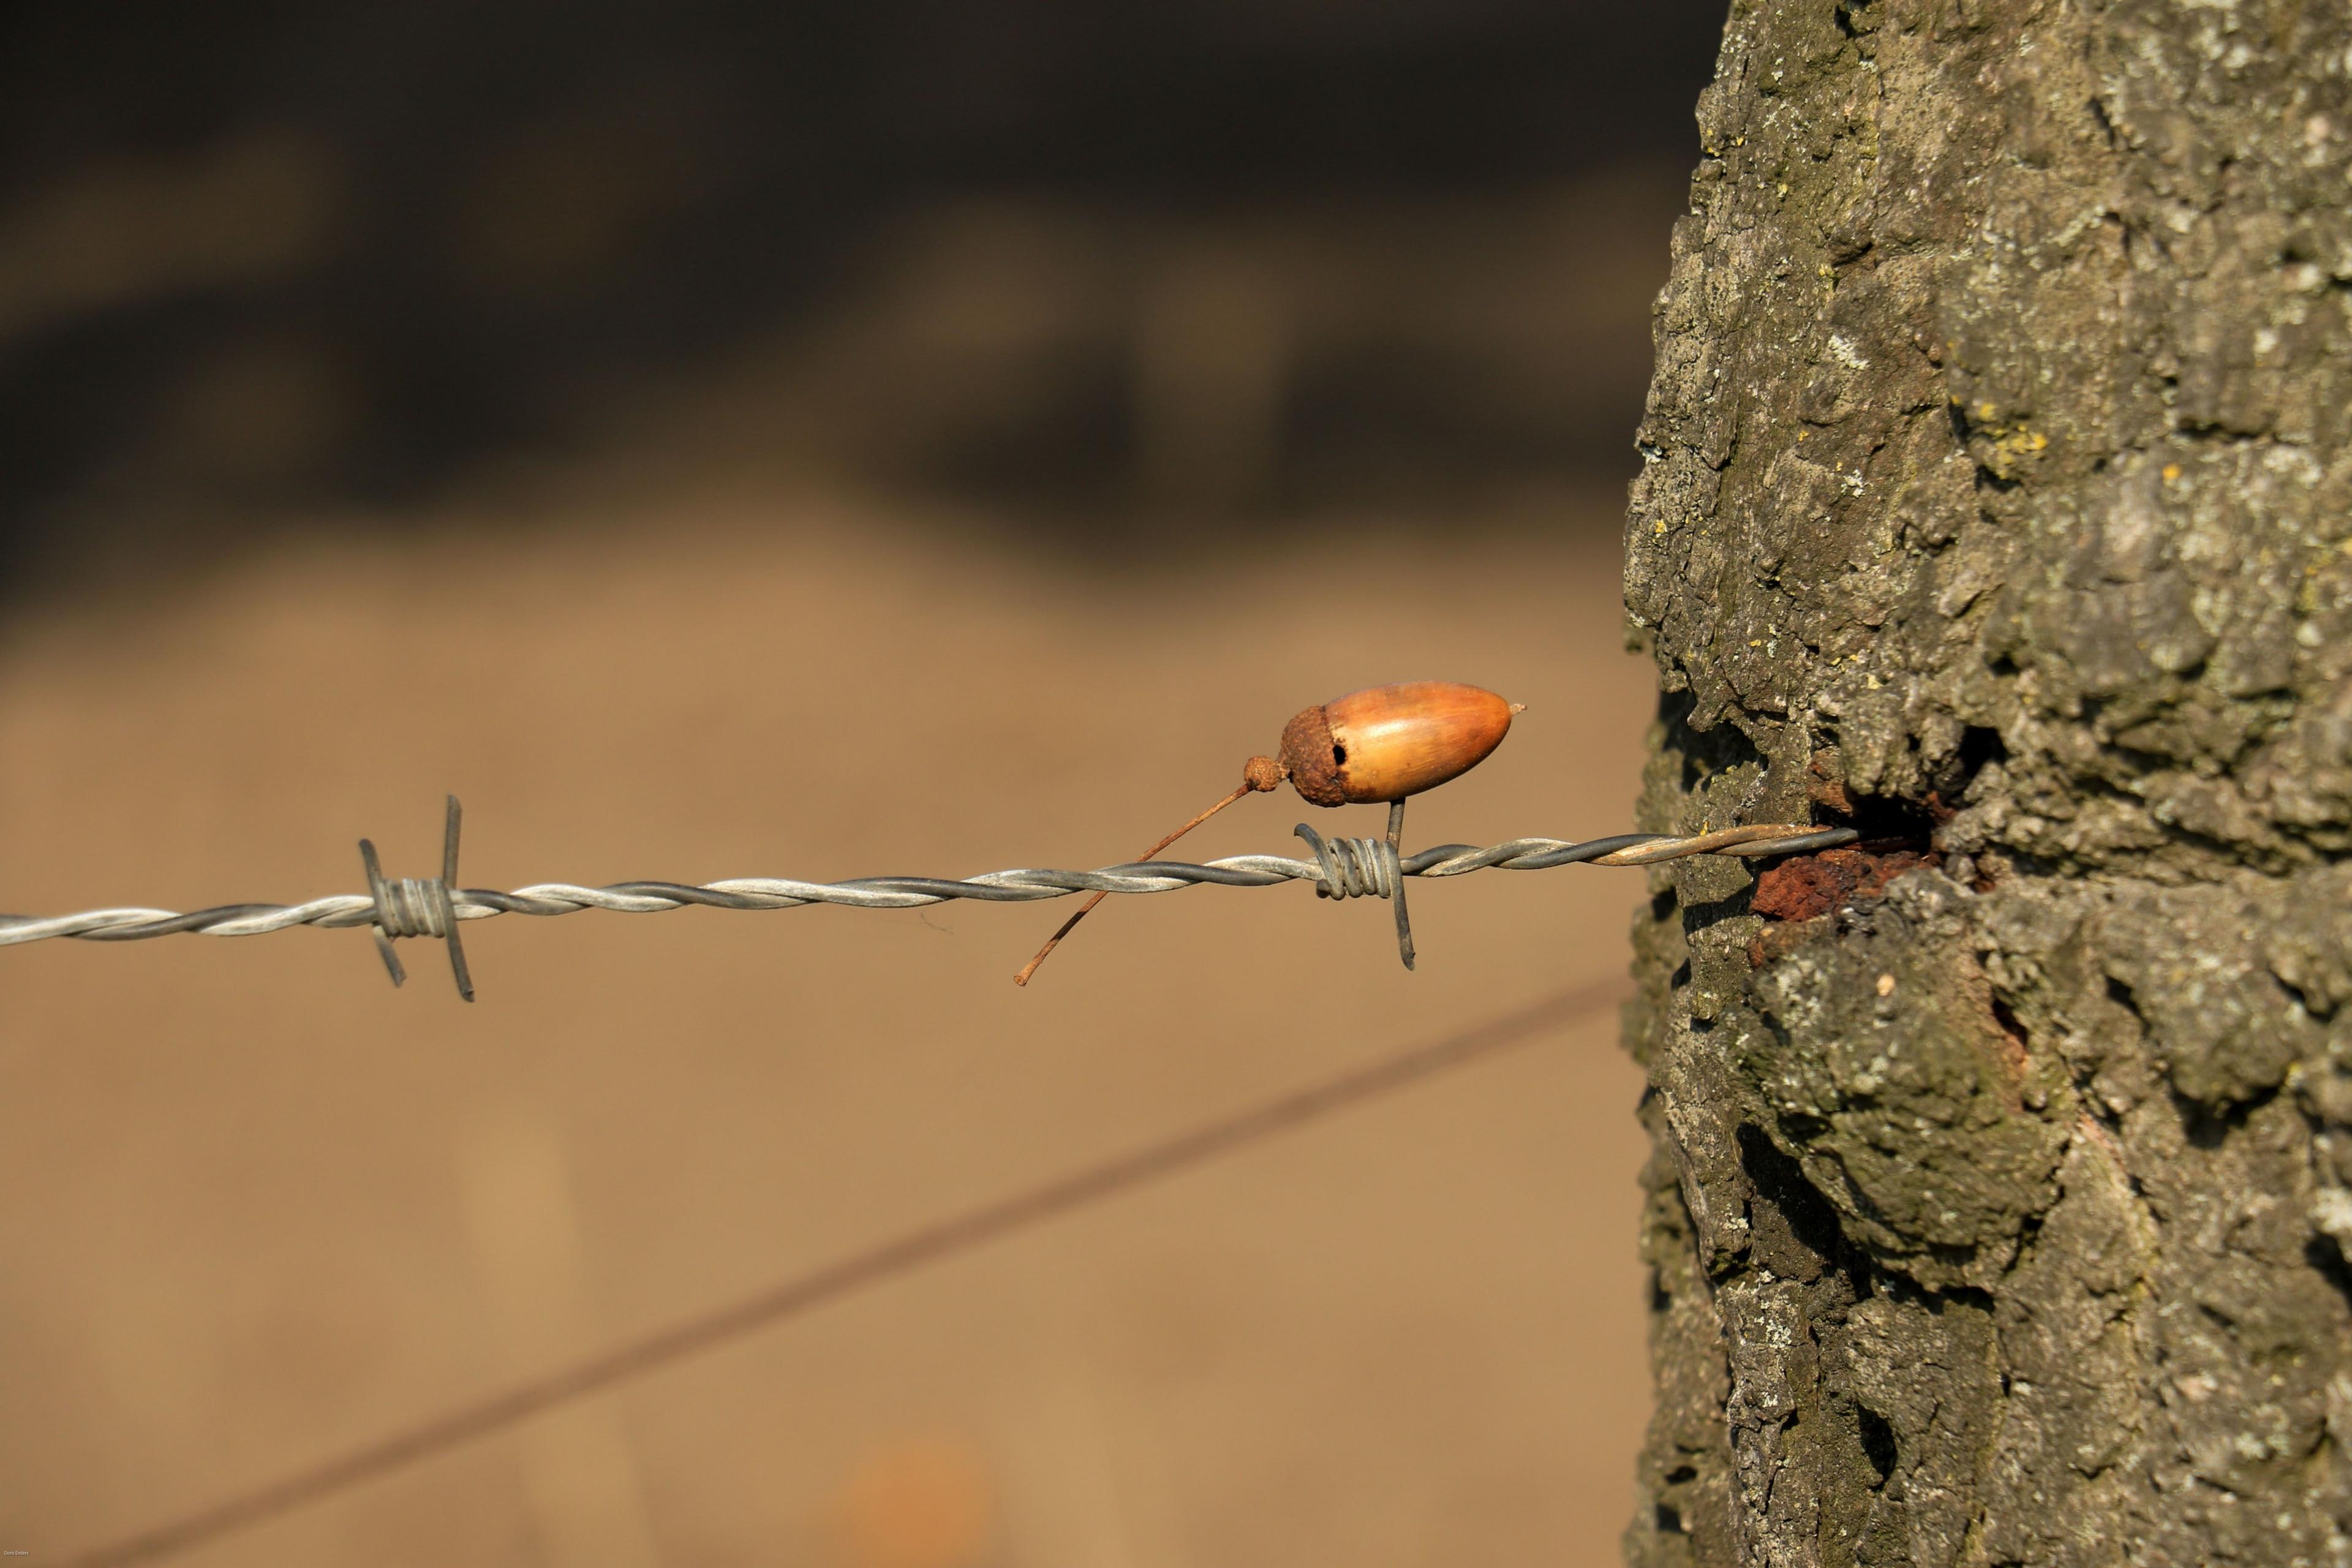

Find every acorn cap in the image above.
[1278,704,1348,807]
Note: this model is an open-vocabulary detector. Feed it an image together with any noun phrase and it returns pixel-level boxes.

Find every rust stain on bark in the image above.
[1752,846,1938,924]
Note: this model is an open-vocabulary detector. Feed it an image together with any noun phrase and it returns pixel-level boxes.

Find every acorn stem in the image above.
[1012,782,1254,987]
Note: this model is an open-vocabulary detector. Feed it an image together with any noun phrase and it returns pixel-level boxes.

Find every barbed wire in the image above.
[2,824,1849,947]
[1,802,1852,995]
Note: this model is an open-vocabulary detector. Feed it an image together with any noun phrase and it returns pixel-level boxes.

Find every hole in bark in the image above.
[1662,689,1766,796]
[1736,1121,1845,1265]
[1664,1466,1697,1485]
[2178,1100,2228,1151]
[1650,888,1678,923]
[1654,1503,1685,1534]
[1840,791,1939,850]
[2307,1235,2352,1313]
[1832,0,1880,39]
[2171,1082,2280,1150]
[1956,724,2007,793]
[1858,1405,1899,1483]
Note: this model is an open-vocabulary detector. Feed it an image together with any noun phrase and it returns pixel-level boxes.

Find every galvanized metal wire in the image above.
[1,817,1853,949]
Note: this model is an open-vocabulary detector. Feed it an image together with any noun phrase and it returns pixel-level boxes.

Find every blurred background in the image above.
[0,2,1722,1562]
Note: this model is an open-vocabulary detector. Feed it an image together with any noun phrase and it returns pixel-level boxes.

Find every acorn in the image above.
[1015,681,1522,985]
[1272,680,1521,807]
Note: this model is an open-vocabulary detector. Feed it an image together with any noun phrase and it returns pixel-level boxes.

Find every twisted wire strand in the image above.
[0,823,1854,948]
[1294,826,1401,901]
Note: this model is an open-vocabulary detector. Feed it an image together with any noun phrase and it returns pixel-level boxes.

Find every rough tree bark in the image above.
[1620,2,2352,1564]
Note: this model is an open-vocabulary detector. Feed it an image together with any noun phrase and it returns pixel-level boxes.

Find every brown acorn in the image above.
[1275,680,1521,807]
[1014,680,1522,985]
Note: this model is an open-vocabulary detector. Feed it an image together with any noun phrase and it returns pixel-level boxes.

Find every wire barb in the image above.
[1294,826,1403,901]
[1387,800,1414,971]
[0,812,1858,990]
[1292,797,1418,971]
[358,795,473,1000]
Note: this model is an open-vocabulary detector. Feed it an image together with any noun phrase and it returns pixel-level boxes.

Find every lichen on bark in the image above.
[1619,2,2352,1564]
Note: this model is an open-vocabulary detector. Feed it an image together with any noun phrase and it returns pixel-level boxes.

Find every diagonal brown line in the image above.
[66,976,1626,1568]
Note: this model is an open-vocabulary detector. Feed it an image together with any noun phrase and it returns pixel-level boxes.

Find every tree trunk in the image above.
[1620,2,2352,1564]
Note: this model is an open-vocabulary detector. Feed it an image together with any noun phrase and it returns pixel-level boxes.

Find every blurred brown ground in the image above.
[0,2,1719,1561]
